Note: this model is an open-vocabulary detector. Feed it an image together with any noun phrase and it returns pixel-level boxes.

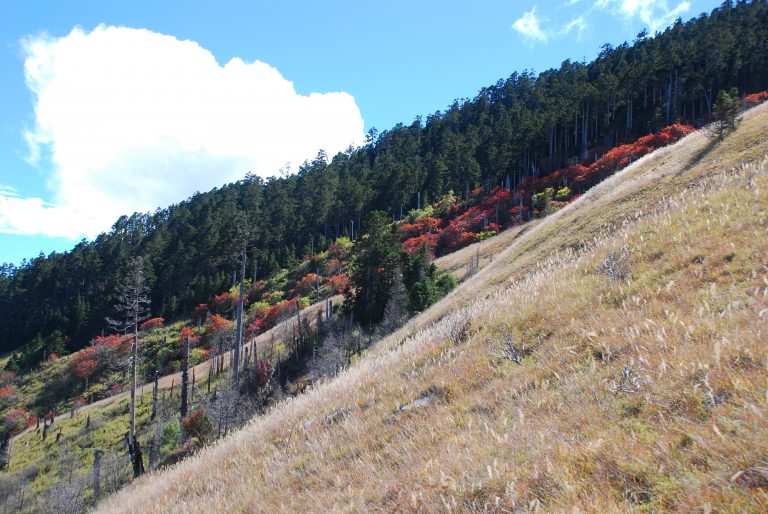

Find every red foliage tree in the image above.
[178,326,201,346]
[402,233,439,256]
[73,357,99,381]
[0,385,17,408]
[139,317,165,332]
[326,274,351,294]
[3,407,31,435]
[324,258,342,275]
[244,317,265,340]
[327,241,346,261]
[742,91,768,108]
[194,304,209,321]
[294,273,320,296]
[0,371,15,386]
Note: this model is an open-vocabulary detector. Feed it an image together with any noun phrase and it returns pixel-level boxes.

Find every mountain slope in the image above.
[97,104,768,512]
[3,0,767,356]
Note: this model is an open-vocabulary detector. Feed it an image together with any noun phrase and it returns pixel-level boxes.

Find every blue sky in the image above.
[0,0,722,266]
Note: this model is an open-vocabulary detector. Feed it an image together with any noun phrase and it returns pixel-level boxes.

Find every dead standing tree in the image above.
[232,246,246,389]
[106,256,150,478]
[180,336,190,420]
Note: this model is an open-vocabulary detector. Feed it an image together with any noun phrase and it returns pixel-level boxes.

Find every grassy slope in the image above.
[4,295,341,506]
[99,106,768,512]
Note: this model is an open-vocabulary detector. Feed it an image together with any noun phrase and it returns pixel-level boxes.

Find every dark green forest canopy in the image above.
[1,0,766,354]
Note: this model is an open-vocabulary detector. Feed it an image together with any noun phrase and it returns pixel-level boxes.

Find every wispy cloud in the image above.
[512,7,549,44]
[560,15,588,39]
[3,25,365,239]
[0,185,19,198]
[513,7,589,45]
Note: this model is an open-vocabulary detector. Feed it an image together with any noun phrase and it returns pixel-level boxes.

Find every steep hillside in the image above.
[97,105,768,512]
[3,0,767,356]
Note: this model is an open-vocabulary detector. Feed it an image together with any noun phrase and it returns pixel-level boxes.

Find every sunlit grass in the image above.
[95,106,768,512]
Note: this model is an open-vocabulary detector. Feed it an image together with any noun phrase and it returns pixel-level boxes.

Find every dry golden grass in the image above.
[434,223,535,281]
[98,105,768,513]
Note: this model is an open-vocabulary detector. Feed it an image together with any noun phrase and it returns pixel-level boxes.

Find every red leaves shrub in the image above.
[206,314,231,334]
[69,334,131,383]
[194,304,209,321]
[402,233,438,256]
[212,291,232,314]
[73,358,99,380]
[327,242,347,261]
[571,124,694,191]
[0,371,16,386]
[0,385,17,408]
[399,216,443,238]
[3,407,31,434]
[92,334,131,356]
[212,289,248,314]
[245,298,299,339]
[252,360,274,388]
[178,326,201,347]
[263,298,300,330]
[743,91,768,108]
[181,407,213,440]
[324,258,342,275]
[140,317,165,332]
[294,273,320,296]
[396,123,696,257]
[326,274,351,294]
[245,317,265,340]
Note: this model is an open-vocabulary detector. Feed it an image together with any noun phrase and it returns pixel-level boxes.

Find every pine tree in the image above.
[712,87,740,139]
[380,266,406,334]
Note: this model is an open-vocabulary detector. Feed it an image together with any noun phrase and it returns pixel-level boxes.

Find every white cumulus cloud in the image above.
[512,7,549,44]
[4,25,365,239]
[595,0,691,32]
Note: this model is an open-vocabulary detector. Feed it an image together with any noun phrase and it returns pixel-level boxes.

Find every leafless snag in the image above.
[490,330,526,364]
[596,247,630,281]
[106,256,151,478]
[608,364,644,394]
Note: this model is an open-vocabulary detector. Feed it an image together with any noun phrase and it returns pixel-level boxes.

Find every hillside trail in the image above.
[12,294,343,441]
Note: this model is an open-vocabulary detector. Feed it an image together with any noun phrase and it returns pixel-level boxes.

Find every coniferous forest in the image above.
[1,0,767,356]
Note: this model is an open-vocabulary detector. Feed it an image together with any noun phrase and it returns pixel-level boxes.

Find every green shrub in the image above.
[406,205,436,223]
[248,301,270,316]
[476,230,497,241]
[532,188,554,214]
[160,421,182,453]
[554,186,572,201]
[436,273,457,296]
[189,348,207,366]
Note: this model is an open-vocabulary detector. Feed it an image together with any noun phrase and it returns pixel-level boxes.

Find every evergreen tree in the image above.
[713,87,740,139]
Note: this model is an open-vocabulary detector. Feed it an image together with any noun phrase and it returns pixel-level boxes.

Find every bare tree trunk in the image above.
[232,247,246,388]
[93,449,101,499]
[130,321,137,445]
[180,336,189,419]
[0,432,10,470]
[150,370,159,421]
